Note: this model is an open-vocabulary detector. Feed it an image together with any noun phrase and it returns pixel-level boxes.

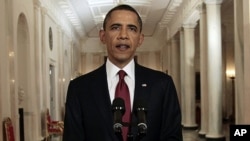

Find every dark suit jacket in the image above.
[63,63,183,141]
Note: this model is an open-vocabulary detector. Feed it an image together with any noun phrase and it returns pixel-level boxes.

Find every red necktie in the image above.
[115,70,131,141]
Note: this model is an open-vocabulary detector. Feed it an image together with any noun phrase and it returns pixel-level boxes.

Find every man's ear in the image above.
[99,30,106,44]
[138,33,144,47]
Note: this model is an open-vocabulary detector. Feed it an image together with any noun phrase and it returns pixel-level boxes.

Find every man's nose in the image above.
[118,28,128,39]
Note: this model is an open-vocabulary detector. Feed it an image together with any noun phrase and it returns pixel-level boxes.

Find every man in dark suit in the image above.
[63,4,182,141]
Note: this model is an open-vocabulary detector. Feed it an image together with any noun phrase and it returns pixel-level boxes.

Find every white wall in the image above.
[0,0,80,140]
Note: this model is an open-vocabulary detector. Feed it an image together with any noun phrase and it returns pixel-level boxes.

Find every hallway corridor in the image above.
[2,0,250,140]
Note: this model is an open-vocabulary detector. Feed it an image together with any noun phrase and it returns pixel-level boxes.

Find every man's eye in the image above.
[111,26,120,30]
[129,27,137,32]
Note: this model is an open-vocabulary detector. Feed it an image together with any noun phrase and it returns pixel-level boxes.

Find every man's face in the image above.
[99,10,144,68]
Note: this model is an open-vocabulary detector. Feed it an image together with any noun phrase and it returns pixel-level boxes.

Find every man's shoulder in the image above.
[135,64,173,84]
[71,65,105,83]
[137,64,169,78]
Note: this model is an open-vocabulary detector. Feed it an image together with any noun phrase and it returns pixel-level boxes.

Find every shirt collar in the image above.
[106,59,135,80]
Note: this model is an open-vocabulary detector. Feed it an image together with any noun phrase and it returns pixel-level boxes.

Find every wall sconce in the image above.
[226,69,235,79]
[9,51,15,57]
[226,69,235,122]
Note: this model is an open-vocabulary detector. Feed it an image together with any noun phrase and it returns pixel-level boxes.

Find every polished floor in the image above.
[183,129,206,141]
[50,125,230,141]
[183,122,230,141]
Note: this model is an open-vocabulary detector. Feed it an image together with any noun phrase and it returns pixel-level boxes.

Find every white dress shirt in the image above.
[106,59,135,109]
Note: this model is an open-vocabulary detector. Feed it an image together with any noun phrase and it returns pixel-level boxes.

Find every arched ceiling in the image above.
[57,0,183,38]
[57,0,234,40]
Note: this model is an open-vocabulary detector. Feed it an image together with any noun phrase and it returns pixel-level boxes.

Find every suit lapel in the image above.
[90,65,116,140]
[130,64,152,136]
[134,64,151,103]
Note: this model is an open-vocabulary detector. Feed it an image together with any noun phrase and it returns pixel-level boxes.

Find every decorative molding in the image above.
[58,0,86,37]
[87,0,152,26]
[182,10,200,27]
[182,23,198,29]
[158,0,183,30]
[197,3,207,14]
[204,0,223,5]
[33,0,83,40]
[164,0,201,40]
[33,0,42,7]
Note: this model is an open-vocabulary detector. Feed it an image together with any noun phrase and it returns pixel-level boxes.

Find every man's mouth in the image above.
[116,44,130,50]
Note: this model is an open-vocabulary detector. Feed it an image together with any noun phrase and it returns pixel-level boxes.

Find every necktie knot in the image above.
[118,70,126,80]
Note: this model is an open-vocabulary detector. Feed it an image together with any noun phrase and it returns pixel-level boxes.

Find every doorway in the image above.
[49,64,56,119]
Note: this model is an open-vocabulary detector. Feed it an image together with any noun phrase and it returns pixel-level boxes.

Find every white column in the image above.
[41,7,50,108]
[205,0,225,139]
[0,0,12,138]
[0,0,11,128]
[234,0,244,124]
[6,0,19,139]
[34,0,43,110]
[57,26,65,119]
[167,41,172,75]
[34,1,44,140]
[198,3,208,137]
[162,42,169,74]
[182,24,198,129]
[234,0,250,124]
[242,0,250,124]
[179,29,185,126]
[171,38,181,100]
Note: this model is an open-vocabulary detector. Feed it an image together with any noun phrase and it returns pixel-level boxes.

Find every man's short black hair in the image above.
[102,4,143,32]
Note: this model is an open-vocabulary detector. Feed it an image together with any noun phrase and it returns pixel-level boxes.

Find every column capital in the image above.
[33,0,42,7]
[197,3,206,14]
[204,0,223,5]
[182,23,197,29]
